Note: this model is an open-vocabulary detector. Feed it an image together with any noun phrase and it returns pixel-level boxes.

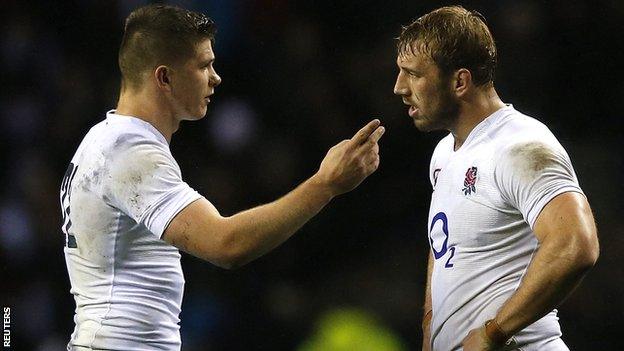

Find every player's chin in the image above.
[188,106,208,120]
[413,118,432,132]
[412,117,427,131]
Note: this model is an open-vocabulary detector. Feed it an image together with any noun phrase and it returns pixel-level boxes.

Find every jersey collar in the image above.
[454,104,514,152]
[106,110,169,145]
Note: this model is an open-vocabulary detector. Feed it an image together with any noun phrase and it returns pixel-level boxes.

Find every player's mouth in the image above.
[408,105,419,118]
[402,100,418,118]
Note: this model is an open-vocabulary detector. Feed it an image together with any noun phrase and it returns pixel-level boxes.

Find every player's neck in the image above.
[451,86,505,151]
[116,88,178,144]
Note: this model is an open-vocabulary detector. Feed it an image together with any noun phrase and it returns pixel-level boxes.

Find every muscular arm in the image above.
[163,177,333,269]
[463,192,599,349]
[163,120,385,269]
[493,191,599,337]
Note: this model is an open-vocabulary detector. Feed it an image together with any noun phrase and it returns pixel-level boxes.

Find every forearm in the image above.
[222,173,334,266]
[493,234,596,337]
[424,252,433,314]
[164,120,384,269]
[422,252,433,351]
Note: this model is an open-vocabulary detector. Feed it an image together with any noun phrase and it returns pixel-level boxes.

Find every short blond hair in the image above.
[397,6,497,86]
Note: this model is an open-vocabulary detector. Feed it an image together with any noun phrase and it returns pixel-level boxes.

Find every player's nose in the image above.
[210,71,222,87]
[393,74,408,96]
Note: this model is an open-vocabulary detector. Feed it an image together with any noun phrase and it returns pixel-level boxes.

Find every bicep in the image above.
[533,192,598,252]
[163,197,230,264]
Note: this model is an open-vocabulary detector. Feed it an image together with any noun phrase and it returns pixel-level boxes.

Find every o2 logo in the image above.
[429,212,456,268]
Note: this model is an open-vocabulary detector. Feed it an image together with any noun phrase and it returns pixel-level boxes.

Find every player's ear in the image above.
[155,65,173,92]
[454,68,471,97]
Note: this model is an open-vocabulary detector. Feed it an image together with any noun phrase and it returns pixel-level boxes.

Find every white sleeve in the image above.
[106,136,203,237]
[494,140,583,228]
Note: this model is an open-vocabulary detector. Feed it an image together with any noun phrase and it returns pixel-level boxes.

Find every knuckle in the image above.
[358,159,367,170]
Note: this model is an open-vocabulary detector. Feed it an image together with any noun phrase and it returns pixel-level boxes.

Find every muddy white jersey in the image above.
[427,105,582,351]
[61,110,203,350]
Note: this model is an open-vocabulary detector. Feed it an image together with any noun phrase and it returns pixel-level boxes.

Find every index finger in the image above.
[349,119,381,146]
[368,126,385,144]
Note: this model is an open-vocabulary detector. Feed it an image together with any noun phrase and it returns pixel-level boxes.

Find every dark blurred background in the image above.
[1,0,622,350]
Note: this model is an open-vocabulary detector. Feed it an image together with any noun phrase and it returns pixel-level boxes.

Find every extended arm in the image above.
[462,192,599,350]
[163,120,385,269]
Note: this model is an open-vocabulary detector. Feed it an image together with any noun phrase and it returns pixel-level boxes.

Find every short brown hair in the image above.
[118,4,216,90]
[397,6,497,86]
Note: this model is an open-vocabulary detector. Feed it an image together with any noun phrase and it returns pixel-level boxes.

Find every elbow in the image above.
[213,254,246,270]
[210,251,246,270]
[547,229,599,273]
[584,235,600,268]
[211,228,250,270]
[573,231,600,271]
[212,259,241,270]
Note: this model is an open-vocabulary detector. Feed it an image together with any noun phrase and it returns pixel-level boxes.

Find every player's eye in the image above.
[402,68,419,78]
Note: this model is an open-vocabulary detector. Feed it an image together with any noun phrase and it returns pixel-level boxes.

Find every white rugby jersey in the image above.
[427,105,582,351]
[60,111,202,350]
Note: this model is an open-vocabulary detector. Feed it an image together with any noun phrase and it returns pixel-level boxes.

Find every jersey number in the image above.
[429,212,455,268]
[61,162,78,248]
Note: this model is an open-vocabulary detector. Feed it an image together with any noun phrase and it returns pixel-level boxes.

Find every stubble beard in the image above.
[415,85,460,133]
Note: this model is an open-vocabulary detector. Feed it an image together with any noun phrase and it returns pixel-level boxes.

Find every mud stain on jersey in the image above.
[509,142,558,180]
[108,145,162,217]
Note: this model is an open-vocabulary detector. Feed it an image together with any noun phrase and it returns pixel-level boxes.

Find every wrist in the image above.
[484,318,509,346]
[308,173,337,200]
